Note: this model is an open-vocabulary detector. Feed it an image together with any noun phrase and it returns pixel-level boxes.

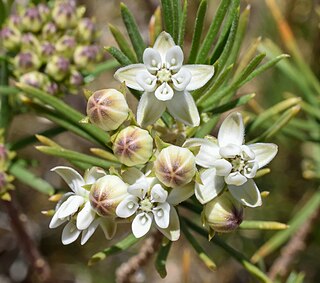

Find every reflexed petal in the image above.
[181,65,215,91]
[143,48,162,73]
[183,138,220,168]
[218,112,245,147]
[132,212,153,238]
[153,202,170,228]
[137,92,166,127]
[166,91,200,126]
[51,166,86,195]
[158,206,180,241]
[136,70,157,92]
[100,218,117,240]
[116,195,139,218]
[76,201,96,230]
[58,195,84,218]
[248,143,278,169]
[219,144,242,158]
[167,182,195,205]
[172,68,191,91]
[84,167,106,185]
[155,82,174,101]
[195,168,225,204]
[80,219,100,245]
[150,184,168,203]
[114,64,147,91]
[225,172,247,186]
[213,159,232,176]
[153,31,175,61]
[49,212,67,229]
[122,167,145,185]
[61,222,81,245]
[228,179,262,208]
[165,46,184,71]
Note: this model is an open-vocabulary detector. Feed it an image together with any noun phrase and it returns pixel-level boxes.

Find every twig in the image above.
[2,193,52,283]
[115,230,163,283]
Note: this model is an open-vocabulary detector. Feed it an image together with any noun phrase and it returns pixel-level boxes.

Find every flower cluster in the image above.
[1,0,102,95]
[48,32,278,245]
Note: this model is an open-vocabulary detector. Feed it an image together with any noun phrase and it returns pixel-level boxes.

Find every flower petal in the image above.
[116,195,139,218]
[213,159,232,176]
[58,195,84,218]
[225,172,247,186]
[171,68,191,91]
[150,184,168,203]
[195,168,225,204]
[49,211,67,229]
[248,143,278,169]
[218,112,245,147]
[136,70,157,92]
[84,167,106,185]
[167,182,195,205]
[165,46,184,71]
[122,167,145,184]
[76,201,96,230]
[61,222,81,245]
[153,202,170,229]
[158,206,180,241]
[80,219,100,245]
[155,82,174,101]
[100,218,117,240]
[132,212,153,238]
[114,64,147,91]
[228,179,262,208]
[153,31,175,61]
[244,162,259,179]
[181,65,215,91]
[128,178,150,199]
[143,48,162,73]
[166,91,200,126]
[136,92,166,127]
[51,166,86,195]
[219,144,242,158]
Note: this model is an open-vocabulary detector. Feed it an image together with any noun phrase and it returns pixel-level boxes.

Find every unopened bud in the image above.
[69,69,83,87]
[52,1,77,29]
[8,15,21,28]
[89,175,128,217]
[37,4,50,23]
[42,22,58,40]
[45,82,59,95]
[1,26,21,51]
[113,126,154,167]
[21,33,40,52]
[19,71,49,89]
[154,145,196,188]
[21,7,43,33]
[45,55,70,81]
[73,45,100,70]
[202,192,243,233]
[40,42,56,60]
[86,89,129,131]
[77,18,96,43]
[56,35,76,58]
[13,51,41,73]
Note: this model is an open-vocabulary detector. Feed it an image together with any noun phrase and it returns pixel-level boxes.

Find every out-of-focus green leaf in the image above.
[84,59,119,83]
[104,46,132,66]
[178,0,187,47]
[155,240,172,278]
[240,220,288,230]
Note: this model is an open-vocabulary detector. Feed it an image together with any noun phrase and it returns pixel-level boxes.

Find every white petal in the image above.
[153,202,170,228]
[132,212,153,238]
[165,46,184,71]
[128,179,149,199]
[248,143,278,169]
[225,172,247,186]
[136,92,166,127]
[114,64,147,91]
[172,68,191,91]
[61,222,81,245]
[58,195,84,218]
[244,162,259,179]
[136,70,157,92]
[181,65,215,91]
[158,206,180,241]
[167,182,195,205]
[155,82,174,101]
[143,48,162,73]
[166,91,200,126]
[228,179,262,208]
[150,184,168,203]
[76,202,96,230]
[195,168,225,204]
[183,138,220,168]
[122,167,145,184]
[218,112,245,147]
[84,167,106,185]
[51,166,86,196]
[213,159,232,176]
[100,218,117,240]
[241,145,255,160]
[80,219,100,245]
[49,212,67,229]
[116,196,139,218]
[219,144,242,158]
[153,31,175,61]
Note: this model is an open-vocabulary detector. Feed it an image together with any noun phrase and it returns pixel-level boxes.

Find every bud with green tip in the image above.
[13,51,41,74]
[89,175,128,217]
[202,192,243,233]
[154,145,196,188]
[1,26,21,51]
[56,35,76,58]
[21,7,43,33]
[45,55,70,81]
[112,126,154,167]
[52,1,77,29]
[86,89,129,131]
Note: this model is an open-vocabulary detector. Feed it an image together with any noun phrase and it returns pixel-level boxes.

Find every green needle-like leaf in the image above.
[104,46,132,66]
[178,0,188,47]
[239,221,288,230]
[172,0,181,42]
[161,0,174,36]
[84,59,119,83]
[155,241,172,278]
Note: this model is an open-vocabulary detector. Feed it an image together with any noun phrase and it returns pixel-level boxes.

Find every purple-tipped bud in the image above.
[20,71,48,88]
[77,18,96,43]
[37,4,50,23]
[52,1,77,29]
[73,45,100,69]
[55,35,76,58]
[13,51,41,73]
[0,144,8,168]
[42,22,58,40]
[1,26,21,51]
[69,69,83,87]
[21,7,43,33]
[8,14,21,28]
[21,33,40,52]
[45,56,70,81]
[40,42,56,59]
[45,82,59,95]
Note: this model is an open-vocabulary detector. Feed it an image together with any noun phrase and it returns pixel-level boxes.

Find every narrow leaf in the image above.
[178,0,188,47]
[104,46,132,66]
[239,220,288,230]
[155,241,172,278]
[161,0,174,36]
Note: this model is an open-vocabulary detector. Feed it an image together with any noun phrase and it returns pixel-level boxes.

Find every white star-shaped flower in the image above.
[114,31,214,127]
[184,112,278,207]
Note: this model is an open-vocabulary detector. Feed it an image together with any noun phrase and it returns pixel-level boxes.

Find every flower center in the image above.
[228,150,255,175]
[156,68,172,83]
[140,198,153,212]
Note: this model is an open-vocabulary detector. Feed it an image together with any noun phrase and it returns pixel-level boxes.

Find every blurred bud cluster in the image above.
[1,0,103,95]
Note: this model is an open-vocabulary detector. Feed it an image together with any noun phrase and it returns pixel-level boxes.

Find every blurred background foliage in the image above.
[1,0,320,282]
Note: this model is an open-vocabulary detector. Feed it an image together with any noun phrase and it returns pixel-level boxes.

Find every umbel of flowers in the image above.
[0,0,102,95]
[48,32,278,245]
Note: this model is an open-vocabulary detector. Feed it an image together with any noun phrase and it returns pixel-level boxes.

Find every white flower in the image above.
[49,166,116,245]
[114,31,214,127]
[116,168,192,241]
[184,112,278,207]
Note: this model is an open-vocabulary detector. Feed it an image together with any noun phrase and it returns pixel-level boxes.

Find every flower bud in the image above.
[21,7,43,33]
[13,51,41,74]
[73,45,100,70]
[77,18,96,43]
[21,33,40,52]
[45,55,70,81]
[42,22,58,40]
[37,4,51,23]
[56,35,76,58]
[40,42,56,61]
[19,71,49,89]
[113,126,154,166]
[89,175,128,217]
[1,26,21,51]
[86,89,129,131]
[7,15,21,28]
[69,69,83,87]
[52,1,77,29]
[0,144,8,168]
[154,145,196,188]
[45,82,59,95]
[202,192,243,233]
